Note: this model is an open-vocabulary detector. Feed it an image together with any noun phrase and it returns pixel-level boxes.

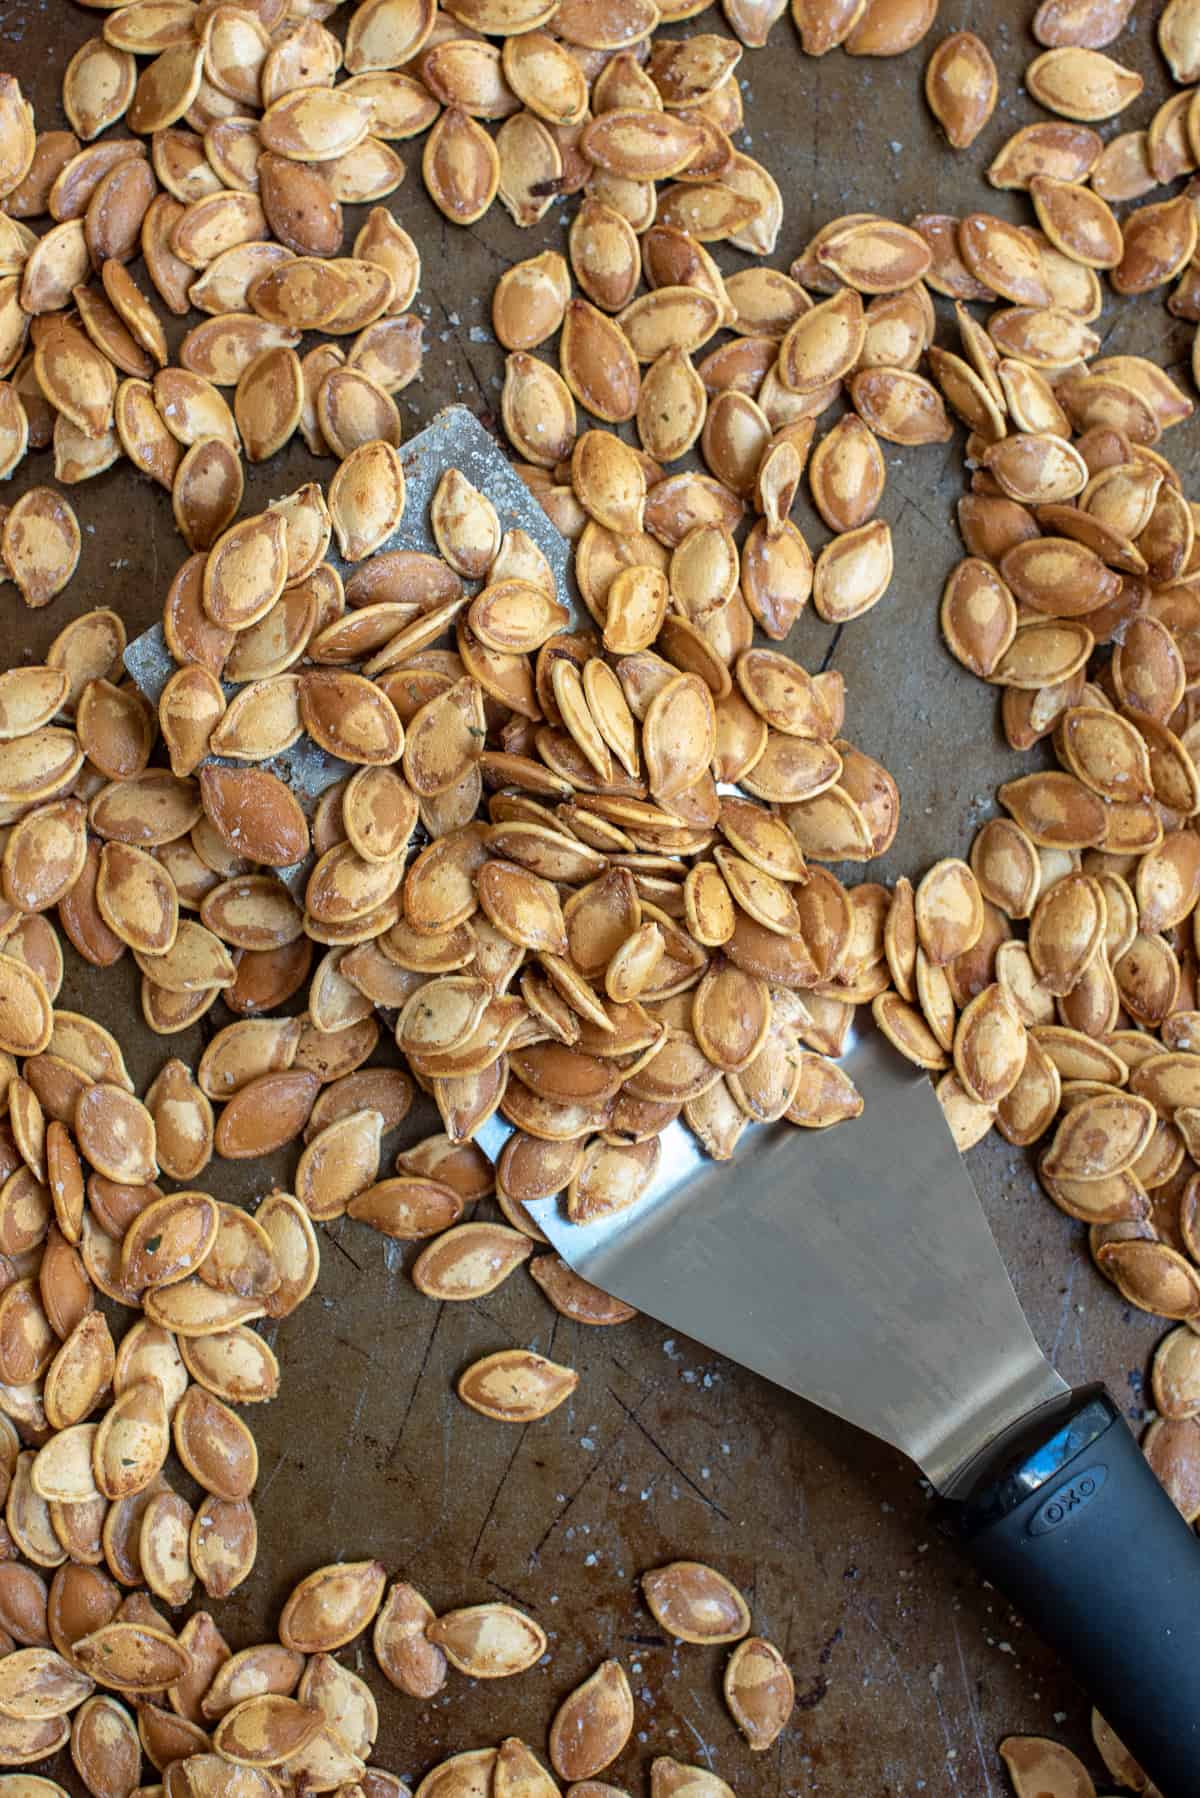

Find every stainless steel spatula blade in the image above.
[528,1026,1066,1495]
[527,1032,1200,1795]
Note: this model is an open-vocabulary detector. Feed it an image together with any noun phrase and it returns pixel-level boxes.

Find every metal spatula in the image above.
[525,1027,1200,1798]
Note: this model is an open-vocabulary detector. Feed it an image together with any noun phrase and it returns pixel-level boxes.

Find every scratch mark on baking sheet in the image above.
[486,1574,538,1611]
[814,78,827,198]
[818,624,843,673]
[386,1305,444,1462]
[527,1368,688,1566]
[925,1663,965,1793]
[430,292,491,414]
[256,1451,289,1502]
[528,1453,610,1565]
[463,222,515,271]
[681,1715,716,1769]
[855,1595,963,1794]
[894,490,960,550]
[606,1386,731,1521]
[1050,1261,1078,1369]
[326,1229,365,1274]
[468,1423,529,1568]
[1094,317,1122,359]
[333,1332,383,1370]
[934,435,964,493]
[412,1397,455,1557]
[953,1619,996,1797]
[334,1380,371,1508]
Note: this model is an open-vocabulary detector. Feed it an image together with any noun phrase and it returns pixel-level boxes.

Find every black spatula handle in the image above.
[958,1384,1200,1797]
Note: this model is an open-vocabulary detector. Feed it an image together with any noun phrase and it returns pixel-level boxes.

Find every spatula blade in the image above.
[525,1028,1066,1494]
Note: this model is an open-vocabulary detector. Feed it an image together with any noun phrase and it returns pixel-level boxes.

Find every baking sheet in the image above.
[0,1,1177,1787]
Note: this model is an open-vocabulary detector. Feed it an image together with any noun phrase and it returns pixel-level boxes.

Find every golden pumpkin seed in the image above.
[1026,45,1143,119]
[457,1349,578,1421]
[642,1562,749,1644]
[427,1604,547,1678]
[549,1661,634,1782]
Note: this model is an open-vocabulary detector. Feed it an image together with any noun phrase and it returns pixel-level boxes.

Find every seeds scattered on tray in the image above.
[549,1658,635,1782]
[723,1635,795,1752]
[641,1562,751,1645]
[12,0,1200,1782]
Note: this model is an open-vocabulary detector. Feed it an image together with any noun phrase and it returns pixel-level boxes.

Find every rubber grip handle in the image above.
[958,1385,1200,1798]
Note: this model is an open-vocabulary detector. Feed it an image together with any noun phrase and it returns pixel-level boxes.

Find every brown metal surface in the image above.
[0,2,1179,1790]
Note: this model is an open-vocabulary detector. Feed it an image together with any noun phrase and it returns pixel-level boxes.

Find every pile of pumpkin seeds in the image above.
[99,441,889,1357]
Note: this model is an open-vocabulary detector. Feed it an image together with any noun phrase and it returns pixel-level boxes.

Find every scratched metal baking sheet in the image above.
[123,405,579,894]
